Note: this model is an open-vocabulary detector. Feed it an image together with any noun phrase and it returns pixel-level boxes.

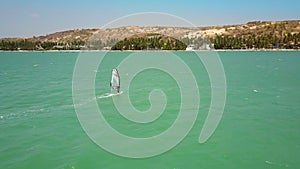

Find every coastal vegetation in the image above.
[0,20,299,50]
[0,39,85,50]
[111,33,187,50]
[211,33,300,49]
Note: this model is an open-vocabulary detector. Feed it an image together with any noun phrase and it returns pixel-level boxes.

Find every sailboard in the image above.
[97,68,122,99]
[110,68,121,93]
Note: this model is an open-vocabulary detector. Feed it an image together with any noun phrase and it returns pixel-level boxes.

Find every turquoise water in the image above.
[0,51,299,168]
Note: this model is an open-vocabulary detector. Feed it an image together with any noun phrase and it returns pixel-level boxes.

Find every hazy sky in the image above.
[0,0,299,37]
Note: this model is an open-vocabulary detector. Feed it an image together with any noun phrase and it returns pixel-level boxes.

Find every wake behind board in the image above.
[97,91,123,99]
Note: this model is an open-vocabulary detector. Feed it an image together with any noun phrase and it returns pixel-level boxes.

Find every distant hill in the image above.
[0,20,299,50]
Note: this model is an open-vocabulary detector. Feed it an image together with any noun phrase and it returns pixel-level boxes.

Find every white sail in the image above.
[110,68,120,92]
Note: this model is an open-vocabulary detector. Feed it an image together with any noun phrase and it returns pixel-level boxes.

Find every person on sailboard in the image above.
[116,86,120,94]
[110,83,120,93]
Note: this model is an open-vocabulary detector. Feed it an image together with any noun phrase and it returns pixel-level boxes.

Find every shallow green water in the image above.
[0,51,299,169]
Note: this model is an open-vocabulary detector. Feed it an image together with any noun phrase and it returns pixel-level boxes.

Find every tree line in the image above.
[0,39,85,50]
[111,34,187,50]
[211,33,300,49]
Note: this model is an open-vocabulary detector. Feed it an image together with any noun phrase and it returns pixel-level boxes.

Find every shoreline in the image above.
[0,49,299,52]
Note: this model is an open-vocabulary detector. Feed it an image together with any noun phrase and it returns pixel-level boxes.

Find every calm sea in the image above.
[0,51,299,169]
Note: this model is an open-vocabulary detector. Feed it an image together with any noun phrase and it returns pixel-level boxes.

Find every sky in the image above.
[0,0,299,38]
